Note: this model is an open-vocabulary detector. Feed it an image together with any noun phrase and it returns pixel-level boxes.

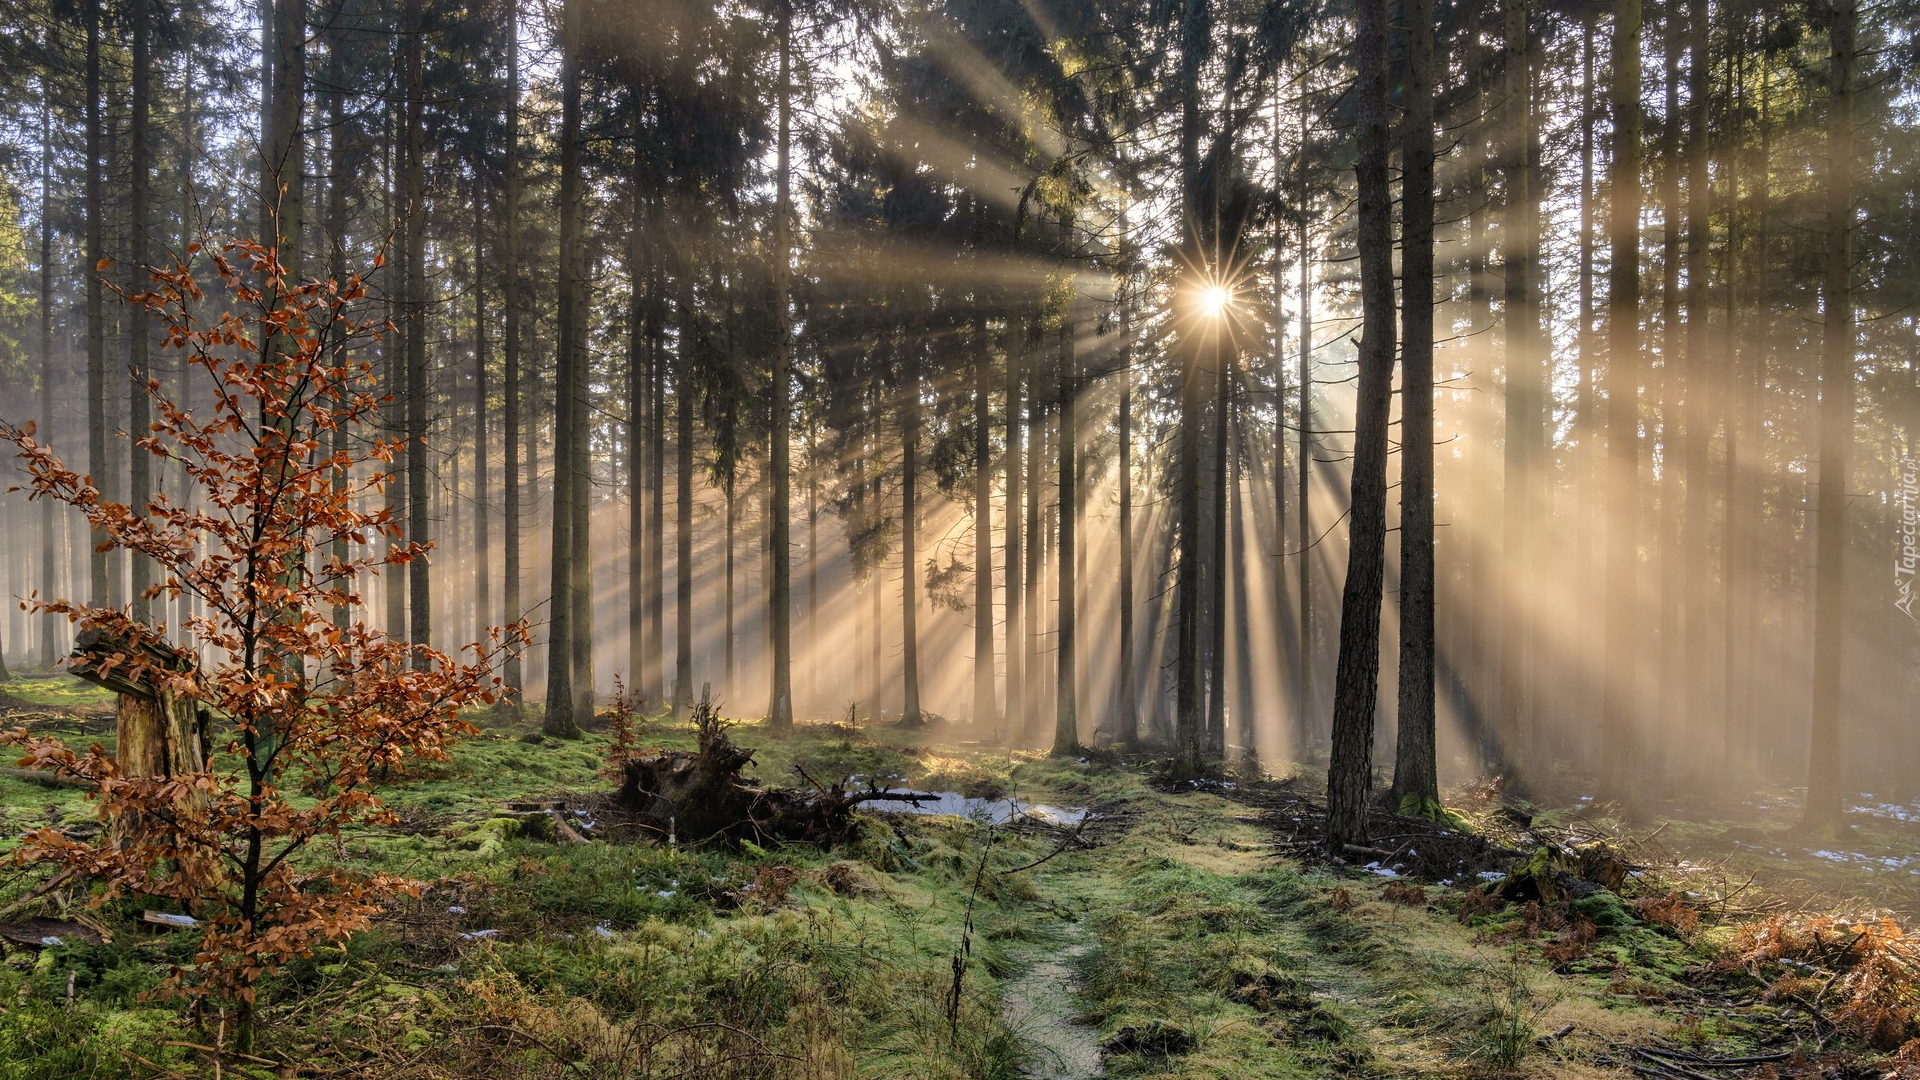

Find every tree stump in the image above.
[70,627,209,781]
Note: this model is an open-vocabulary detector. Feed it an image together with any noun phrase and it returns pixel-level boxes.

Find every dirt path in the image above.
[1001,927,1103,1080]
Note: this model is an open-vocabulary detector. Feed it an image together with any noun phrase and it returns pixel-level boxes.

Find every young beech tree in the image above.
[0,240,523,1042]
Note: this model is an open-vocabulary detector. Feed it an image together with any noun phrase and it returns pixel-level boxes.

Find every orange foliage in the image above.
[0,239,526,1021]
[1729,914,1920,1048]
[1629,892,1699,934]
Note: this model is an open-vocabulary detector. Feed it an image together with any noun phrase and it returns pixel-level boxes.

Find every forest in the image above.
[0,0,1917,1074]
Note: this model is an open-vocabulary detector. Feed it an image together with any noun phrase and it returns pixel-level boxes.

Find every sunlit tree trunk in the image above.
[1656,4,1683,752]
[403,0,430,661]
[85,0,106,609]
[674,272,696,717]
[973,311,995,730]
[543,0,582,734]
[501,0,524,711]
[38,86,56,667]
[1024,339,1043,742]
[1206,338,1229,758]
[473,187,491,649]
[1171,0,1211,778]
[1393,0,1439,815]
[1053,271,1078,756]
[628,157,647,704]
[1574,15,1597,743]
[767,0,795,728]
[901,347,924,727]
[1118,275,1138,746]
[1297,135,1314,757]
[1327,0,1396,850]
[648,261,667,706]
[128,0,154,625]
[1680,0,1712,767]
[326,24,351,631]
[1602,0,1643,796]
[1497,0,1539,779]
[1805,0,1855,835]
[1004,309,1024,741]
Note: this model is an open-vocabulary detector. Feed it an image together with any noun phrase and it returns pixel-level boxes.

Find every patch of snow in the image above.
[459,929,500,941]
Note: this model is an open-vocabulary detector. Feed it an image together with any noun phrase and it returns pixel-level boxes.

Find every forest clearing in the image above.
[4,676,1920,1080]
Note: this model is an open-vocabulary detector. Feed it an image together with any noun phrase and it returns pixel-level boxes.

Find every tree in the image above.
[544,0,584,736]
[1326,0,1395,851]
[1601,0,1642,796]
[1392,0,1439,816]
[500,0,525,713]
[1805,0,1856,835]
[767,0,796,729]
[0,239,520,1047]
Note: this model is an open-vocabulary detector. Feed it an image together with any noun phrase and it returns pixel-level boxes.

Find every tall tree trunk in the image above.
[1024,357,1043,742]
[628,158,647,704]
[1804,0,1855,835]
[1575,14,1597,740]
[725,477,737,700]
[1206,336,1229,756]
[1118,275,1138,745]
[673,271,696,717]
[1053,276,1078,756]
[38,85,56,666]
[1297,164,1314,757]
[1498,0,1538,778]
[543,0,582,734]
[973,313,995,730]
[767,0,795,728]
[473,185,490,647]
[501,0,524,711]
[85,0,106,608]
[648,262,667,706]
[1327,0,1396,850]
[1171,0,1212,778]
[1602,0,1643,795]
[901,356,923,727]
[1004,309,1024,741]
[128,0,153,625]
[326,19,350,631]
[1681,0,1712,766]
[1393,0,1439,814]
[1656,3,1684,750]
[403,0,430,660]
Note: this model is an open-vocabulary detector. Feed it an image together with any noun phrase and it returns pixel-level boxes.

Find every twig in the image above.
[474,1024,591,1078]
[997,814,1095,875]
[157,1042,280,1067]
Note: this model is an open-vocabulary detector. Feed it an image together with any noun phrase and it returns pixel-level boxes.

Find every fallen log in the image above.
[0,767,93,790]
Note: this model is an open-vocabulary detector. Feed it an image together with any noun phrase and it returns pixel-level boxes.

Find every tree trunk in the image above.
[128,0,154,625]
[1297,103,1316,757]
[1117,275,1137,746]
[1498,0,1538,779]
[501,0,524,710]
[543,0,582,734]
[1171,0,1211,778]
[1393,0,1439,815]
[767,0,795,728]
[628,155,647,704]
[85,0,106,609]
[403,0,430,661]
[901,357,923,727]
[1004,309,1024,741]
[1327,0,1396,850]
[673,272,696,717]
[973,312,995,730]
[1053,269,1078,756]
[1602,0,1643,796]
[38,85,56,667]
[1805,0,1855,835]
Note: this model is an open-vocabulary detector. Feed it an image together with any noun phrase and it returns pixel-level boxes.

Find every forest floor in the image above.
[0,673,1916,1079]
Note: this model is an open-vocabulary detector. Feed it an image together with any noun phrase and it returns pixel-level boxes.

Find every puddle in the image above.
[866,791,1088,827]
[1002,937,1103,1080]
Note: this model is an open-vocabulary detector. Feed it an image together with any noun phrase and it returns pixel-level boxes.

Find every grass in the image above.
[0,691,1911,1077]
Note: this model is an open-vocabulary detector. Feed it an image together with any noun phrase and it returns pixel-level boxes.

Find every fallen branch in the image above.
[0,766,93,790]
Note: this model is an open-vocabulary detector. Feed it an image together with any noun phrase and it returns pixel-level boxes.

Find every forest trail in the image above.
[1000,927,1103,1080]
